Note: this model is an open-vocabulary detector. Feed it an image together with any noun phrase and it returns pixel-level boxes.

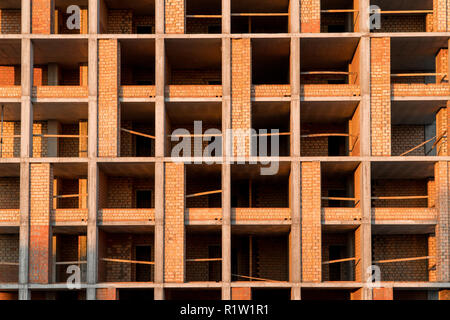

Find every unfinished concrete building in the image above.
[0,0,449,301]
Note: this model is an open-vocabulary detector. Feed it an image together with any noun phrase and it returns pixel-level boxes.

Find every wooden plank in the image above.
[232,273,280,282]
[186,190,222,198]
[185,258,222,262]
[321,9,358,13]
[0,261,19,266]
[53,193,88,199]
[373,256,434,264]
[380,10,433,14]
[301,133,352,138]
[55,261,87,265]
[120,128,155,140]
[252,132,291,137]
[322,257,357,265]
[371,195,428,200]
[186,15,222,18]
[231,13,289,17]
[101,258,155,265]
[400,134,438,156]
[301,71,353,75]
[321,196,357,201]
[391,73,446,77]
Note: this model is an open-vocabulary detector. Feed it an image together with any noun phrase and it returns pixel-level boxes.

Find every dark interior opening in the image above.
[136,190,152,208]
[252,288,291,300]
[135,245,152,281]
[118,289,154,300]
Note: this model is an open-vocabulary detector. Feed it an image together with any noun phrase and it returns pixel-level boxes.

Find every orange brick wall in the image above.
[0,121,21,158]
[29,163,53,284]
[374,15,427,33]
[0,234,19,282]
[0,178,20,209]
[32,0,54,34]
[433,0,448,32]
[372,179,429,207]
[96,288,117,300]
[231,38,251,157]
[0,10,21,34]
[371,37,391,156]
[186,18,221,34]
[372,234,429,281]
[435,162,450,281]
[98,40,120,157]
[164,163,185,283]
[436,48,448,84]
[0,66,20,85]
[232,287,251,300]
[301,162,321,282]
[301,0,320,32]
[165,0,185,33]
[107,10,132,33]
[391,125,425,156]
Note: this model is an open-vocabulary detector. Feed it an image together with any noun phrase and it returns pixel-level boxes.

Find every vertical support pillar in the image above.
[31,0,54,34]
[86,36,98,300]
[165,0,185,34]
[46,120,60,157]
[29,163,53,284]
[301,162,321,282]
[360,161,372,299]
[18,35,33,300]
[370,38,391,156]
[98,39,120,157]
[300,0,320,32]
[222,35,232,300]
[435,162,450,282]
[231,38,251,158]
[433,0,447,32]
[222,0,230,34]
[164,163,185,283]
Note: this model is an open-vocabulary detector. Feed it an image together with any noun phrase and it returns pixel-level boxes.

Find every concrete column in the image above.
[86,37,98,300]
[21,0,31,34]
[154,161,165,298]
[290,37,300,157]
[290,162,301,299]
[46,120,60,157]
[89,0,99,34]
[221,36,232,300]
[155,0,165,34]
[19,36,33,300]
[360,161,372,300]
[222,0,230,34]
[155,38,165,158]
[359,36,371,157]
[359,0,370,33]
[289,0,300,33]
[47,63,60,86]
[86,161,98,300]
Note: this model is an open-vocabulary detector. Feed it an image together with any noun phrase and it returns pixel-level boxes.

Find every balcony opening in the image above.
[54,0,88,34]
[31,290,86,300]
[301,289,357,300]
[231,0,289,33]
[391,37,448,86]
[120,39,155,86]
[0,40,21,87]
[231,226,290,282]
[301,101,361,156]
[186,227,222,282]
[166,102,222,158]
[118,289,154,300]
[321,0,358,33]
[186,164,222,209]
[120,102,155,157]
[391,101,447,156]
[301,37,360,87]
[372,230,435,282]
[52,227,87,284]
[231,163,290,208]
[0,231,19,283]
[186,0,222,34]
[98,227,155,283]
[252,39,290,85]
[0,103,21,158]
[251,102,290,157]
[394,290,433,300]
[371,0,433,33]
[100,0,155,34]
[33,39,88,87]
[0,1,21,34]
[371,162,434,209]
[252,288,291,300]
[165,39,222,86]
[165,289,221,300]
[322,228,356,281]
[321,162,360,208]
[98,163,155,210]
[32,103,88,158]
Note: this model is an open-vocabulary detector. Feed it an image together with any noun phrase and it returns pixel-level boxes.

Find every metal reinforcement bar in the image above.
[322,257,357,265]
[186,190,222,198]
[120,128,155,139]
[101,258,155,265]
